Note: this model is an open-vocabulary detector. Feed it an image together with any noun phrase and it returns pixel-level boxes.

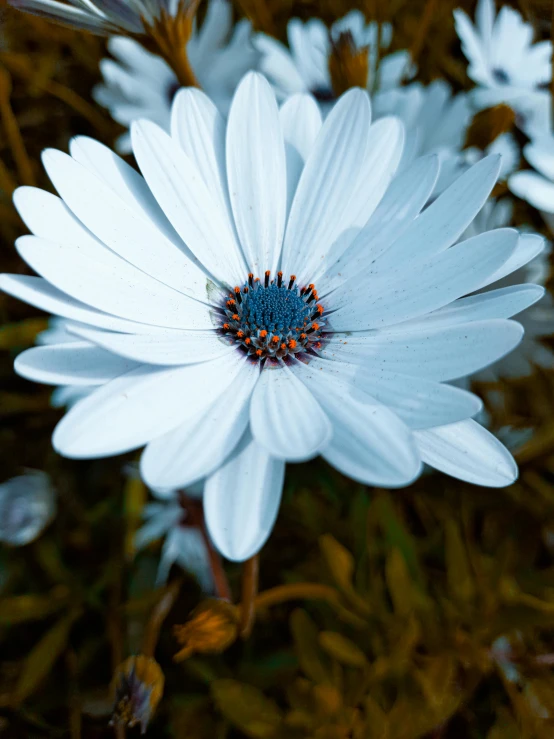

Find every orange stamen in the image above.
[232,314,239,321]
[245,338,251,345]
[271,336,280,344]
[256,349,263,356]
[259,330,268,338]
[288,340,297,349]
[223,323,230,330]
[237,331,244,338]
[311,323,320,330]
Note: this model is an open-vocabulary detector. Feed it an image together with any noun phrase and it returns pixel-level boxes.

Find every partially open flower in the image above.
[173,600,239,661]
[110,655,164,734]
[93,0,258,153]
[0,472,56,546]
[9,0,195,35]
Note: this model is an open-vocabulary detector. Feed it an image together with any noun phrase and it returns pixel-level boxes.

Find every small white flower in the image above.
[463,198,553,378]
[94,0,258,153]
[8,0,190,34]
[0,472,56,546]
[510,134,554,231]
[454,0,552,133]
[256,11,411,104]
[2,73,545,561]
[135,483,213,590]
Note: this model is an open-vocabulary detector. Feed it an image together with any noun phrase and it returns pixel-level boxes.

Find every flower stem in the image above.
[179,492,232,602]
[239,555,259,639]
[142,579,183,658]
[253,583,342,611]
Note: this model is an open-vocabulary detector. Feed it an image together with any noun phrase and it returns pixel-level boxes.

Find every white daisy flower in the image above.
[509,134,554,233]
[0,472,56,546]
[463,199,553,378]
[8,0,189,34]
[135,482,213,590]
[94,0,258,153]
[454,0,552,133]
[255,10,411,105]
[2,73,545,561]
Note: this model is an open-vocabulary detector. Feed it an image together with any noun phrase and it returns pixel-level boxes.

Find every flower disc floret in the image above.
[221,272,324,360]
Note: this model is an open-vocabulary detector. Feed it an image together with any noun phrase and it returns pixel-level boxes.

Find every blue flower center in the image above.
[221,272,325,361]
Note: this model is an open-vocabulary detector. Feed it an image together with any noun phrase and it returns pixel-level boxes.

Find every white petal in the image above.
[53,352,246,459]
[311,117,405,280]
[15,343,138,386]
[331,228,518,330]
[378,156,502,269]
[204,430,285,561]
[401,284,545,329]
[34,155,212,304]
[352,368,483,429]
[69,325,232,365]
[226,72,287,275]
[279,93,322,213]
[510,171,554,213]
[131,119,246,285]
[280,88,372,281]
[322,319,524,381]
[0,275,178,335]
[250,364,332,461]
[140,361,260,489]
[478,233,545,288]
[170,88,232,221]
[414,419,517,487]
[67,136,181,248]
[293,361,421,486]
[322,155,440,291]
[16,235,213,330]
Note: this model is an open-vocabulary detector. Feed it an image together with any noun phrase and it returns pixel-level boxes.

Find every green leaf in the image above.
[12,608,81,705]
[211,679,282,738]
[385,548,416,617]
[445,520,475,605]
[0,588,69,624]
[373,493,426,588]
[290,609,333,685]
[319,631,368,668]
[319,534,371,617]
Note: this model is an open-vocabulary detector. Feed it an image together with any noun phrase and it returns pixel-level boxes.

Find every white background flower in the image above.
[454,0,552,134]
[0,472,56,546]
[94,0,258,152]
[3,73,544,561]
[255,11,411,103]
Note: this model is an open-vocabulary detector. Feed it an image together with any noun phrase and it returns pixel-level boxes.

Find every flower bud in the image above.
[173,600,239,662]
[110,655,164,734]
[0,472,56,546]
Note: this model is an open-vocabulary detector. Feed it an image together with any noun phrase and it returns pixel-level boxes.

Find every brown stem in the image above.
[0,66,35,187]
[409,0,439,69]
[239,555,259,639]
[145,6,200,88]
[253,583,342,611]
[142,579,183,658]
[179,492,232,602]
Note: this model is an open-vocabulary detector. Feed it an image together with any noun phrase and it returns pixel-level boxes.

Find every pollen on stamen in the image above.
[220,271,326,362]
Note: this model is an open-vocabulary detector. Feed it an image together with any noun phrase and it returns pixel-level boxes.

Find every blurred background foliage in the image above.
[1,0,554,736]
